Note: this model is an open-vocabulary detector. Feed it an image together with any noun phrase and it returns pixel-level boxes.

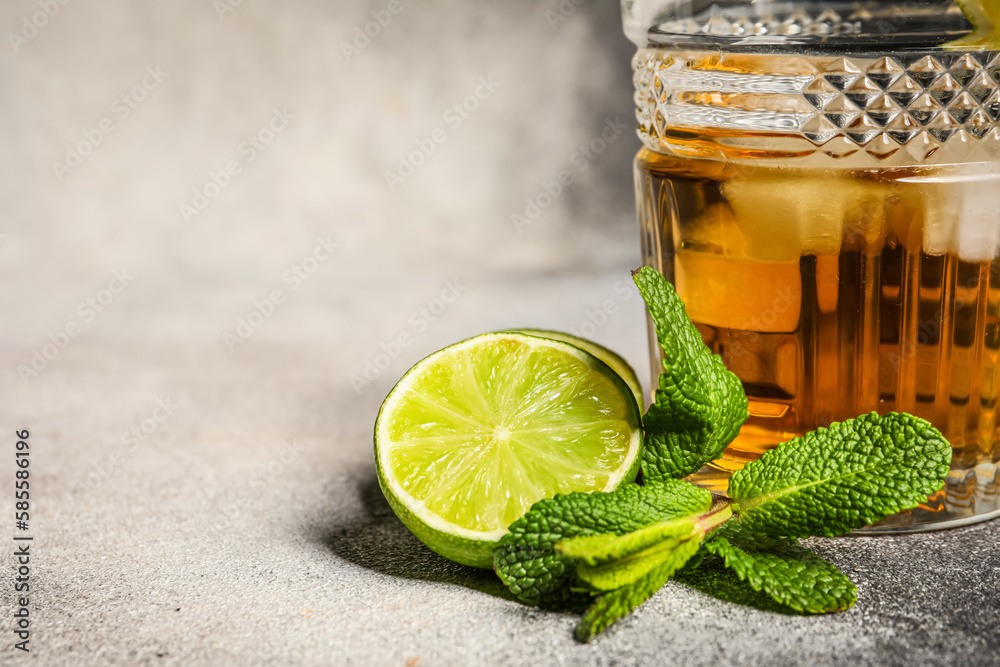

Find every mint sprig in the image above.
[632,266,749,481]
[494,480,712,606]
[700,522,857,613]
[493,267,950,641]
[730,411,952,538]
[574,534,702,642]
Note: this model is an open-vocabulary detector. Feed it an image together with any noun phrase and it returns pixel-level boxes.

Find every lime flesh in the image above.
[508,329,644,410]
[374,333,643,568]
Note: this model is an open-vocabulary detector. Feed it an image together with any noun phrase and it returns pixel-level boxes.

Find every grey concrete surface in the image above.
[3,1,999,665]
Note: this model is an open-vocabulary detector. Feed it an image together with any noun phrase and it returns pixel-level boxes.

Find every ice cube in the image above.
[956,180,1000,262]
[722,172,890,262]
[896,166,1000,261]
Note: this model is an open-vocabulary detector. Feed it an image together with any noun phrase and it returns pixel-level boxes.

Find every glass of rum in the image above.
[623,0,1000,530]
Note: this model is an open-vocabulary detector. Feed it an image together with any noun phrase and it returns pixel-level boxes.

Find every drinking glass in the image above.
[623,0,1000,530]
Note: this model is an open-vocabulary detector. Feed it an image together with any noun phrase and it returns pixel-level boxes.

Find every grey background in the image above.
[2,1,998,665]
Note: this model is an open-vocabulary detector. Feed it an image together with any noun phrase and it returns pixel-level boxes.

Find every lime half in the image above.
[374,332,643,568]
[507,329,644,410]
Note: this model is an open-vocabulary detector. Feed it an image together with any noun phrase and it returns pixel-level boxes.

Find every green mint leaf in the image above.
[572,539,684,593]
[730,412,951,538]
[632,266,749,481]
[574,535,702,642]
[494,480,712,605]
[559,503,732,593]
[675,544,705,575]
[558,517,702,592]
[557,516,700,566]
[675,559,799,615]
[700,523,857,613]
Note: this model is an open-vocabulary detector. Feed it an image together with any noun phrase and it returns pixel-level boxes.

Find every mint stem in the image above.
[696,501,733,535]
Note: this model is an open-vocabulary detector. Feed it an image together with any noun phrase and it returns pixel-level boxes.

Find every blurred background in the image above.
[2,1,649,662]
[4,0,645,404]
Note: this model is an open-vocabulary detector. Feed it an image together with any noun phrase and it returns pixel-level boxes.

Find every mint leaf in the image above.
[574,536,702,642]
[558,504,732,592]
[557,516,700,567]
[494,480,712,605]
[700,523,856,613]
[675,560,799,614]
[632,267,749,481]
[730,412,951,538]
[571,536,688,593]
[561,521,698,592]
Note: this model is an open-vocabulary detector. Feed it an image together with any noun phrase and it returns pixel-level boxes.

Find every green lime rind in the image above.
[375,457,497,568]
[374,332,644,569]
[503,328,644,410]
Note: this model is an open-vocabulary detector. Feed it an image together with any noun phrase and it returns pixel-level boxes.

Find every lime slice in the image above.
[944,0,999,49]
[507,329,644,410]
[374,332,643,568]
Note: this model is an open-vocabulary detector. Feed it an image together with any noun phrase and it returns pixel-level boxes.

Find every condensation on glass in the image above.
[623,0,1000,530]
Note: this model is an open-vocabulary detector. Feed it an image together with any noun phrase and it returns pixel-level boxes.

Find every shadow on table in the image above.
[318,474,519,602]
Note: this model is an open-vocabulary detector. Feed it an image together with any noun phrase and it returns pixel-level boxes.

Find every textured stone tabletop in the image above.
[4,1,999,665]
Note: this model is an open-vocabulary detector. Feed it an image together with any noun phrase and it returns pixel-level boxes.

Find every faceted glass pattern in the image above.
[633,49,1000,165]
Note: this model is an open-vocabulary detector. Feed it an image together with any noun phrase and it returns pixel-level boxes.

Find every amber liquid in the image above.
[637,149,1000,528]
